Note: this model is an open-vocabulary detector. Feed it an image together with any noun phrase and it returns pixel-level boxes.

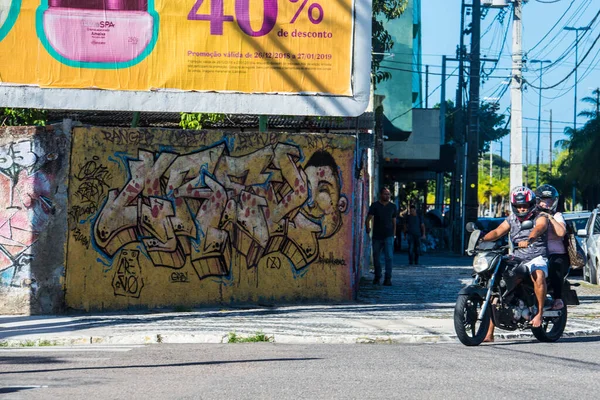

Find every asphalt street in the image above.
[1,340,600,399]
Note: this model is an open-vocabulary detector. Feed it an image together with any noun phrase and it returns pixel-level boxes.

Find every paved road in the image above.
[1,253,599,344]
[2,340,600,399]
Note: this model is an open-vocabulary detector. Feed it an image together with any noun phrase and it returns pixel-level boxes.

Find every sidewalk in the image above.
[1,253,600,345]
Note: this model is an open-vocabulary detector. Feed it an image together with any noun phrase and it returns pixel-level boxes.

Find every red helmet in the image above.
[510,186,537,221]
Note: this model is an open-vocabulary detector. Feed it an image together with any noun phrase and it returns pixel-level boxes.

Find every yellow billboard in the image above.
[0,0,353,95]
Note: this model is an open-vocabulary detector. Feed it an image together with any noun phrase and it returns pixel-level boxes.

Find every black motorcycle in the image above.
[454,221,579,346]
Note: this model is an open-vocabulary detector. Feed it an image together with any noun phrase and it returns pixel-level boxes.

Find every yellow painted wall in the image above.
[66,128,356,311]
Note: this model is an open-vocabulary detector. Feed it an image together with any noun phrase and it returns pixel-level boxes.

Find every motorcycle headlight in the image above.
[473,254,491,273]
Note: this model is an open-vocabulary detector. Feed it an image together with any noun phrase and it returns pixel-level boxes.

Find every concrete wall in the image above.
[384,109,440,160]
[65,128,358,311]
[0,125,69,314]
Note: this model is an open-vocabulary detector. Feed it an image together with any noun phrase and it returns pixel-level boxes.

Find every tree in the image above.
[579,87,600,120]
[179,113,225,130]
[555,115,600,209]
[436,100,509,154]
[372,0,408,85]
[0,108,46,126]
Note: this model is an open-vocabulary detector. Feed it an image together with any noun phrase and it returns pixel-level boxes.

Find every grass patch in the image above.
[38,340,57,347]
[21,340,36,347]
[227,331,273,343]
[0,341,8,347]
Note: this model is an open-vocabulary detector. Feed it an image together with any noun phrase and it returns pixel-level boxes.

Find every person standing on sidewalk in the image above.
[404,205,426,265]
[366,187,397,286]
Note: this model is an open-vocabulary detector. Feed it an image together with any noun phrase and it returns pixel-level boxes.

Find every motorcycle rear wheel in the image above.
[454,293,491,346]
[531,305,567,342]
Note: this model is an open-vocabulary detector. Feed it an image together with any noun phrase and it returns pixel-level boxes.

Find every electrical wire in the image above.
[527,31,600,90]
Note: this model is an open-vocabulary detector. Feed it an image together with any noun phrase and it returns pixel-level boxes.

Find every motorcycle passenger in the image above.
[535,184,567,311]
[480,186,549,342]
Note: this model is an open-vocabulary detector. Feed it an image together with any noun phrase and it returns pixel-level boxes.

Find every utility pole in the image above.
[489,142,493,216]
[525,127,529,186]
[500,140,503,180]
[436,57,447,215]
[510,0,524,191]
[425,65,429,108]
[549,109,553,170]
[531,59,551,187]
[564,26,590,131]
[465,0,481,223]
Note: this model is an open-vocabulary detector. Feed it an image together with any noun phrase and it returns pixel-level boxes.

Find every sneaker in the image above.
[373,277,381,285]
[383,278,392,286]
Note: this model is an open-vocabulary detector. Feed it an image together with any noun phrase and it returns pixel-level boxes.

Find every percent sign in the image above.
[289,0,324,24]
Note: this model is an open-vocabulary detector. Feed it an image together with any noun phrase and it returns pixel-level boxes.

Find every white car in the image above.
[576,208,600,284]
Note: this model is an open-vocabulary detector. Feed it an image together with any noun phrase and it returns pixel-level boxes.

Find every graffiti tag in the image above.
[112,249,144,298]
[93,142,348,281]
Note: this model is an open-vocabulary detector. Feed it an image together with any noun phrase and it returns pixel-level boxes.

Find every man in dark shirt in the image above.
[366,187,397,286]
[404,205,426,265]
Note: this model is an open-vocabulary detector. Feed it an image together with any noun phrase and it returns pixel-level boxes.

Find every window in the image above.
[593,215,600,235]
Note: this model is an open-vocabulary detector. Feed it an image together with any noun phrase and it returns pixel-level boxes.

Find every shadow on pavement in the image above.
[0,358,322,375]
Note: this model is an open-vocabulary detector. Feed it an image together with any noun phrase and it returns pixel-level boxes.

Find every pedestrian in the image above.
[535,184,567,310]
[365,187,397,286]
[404,205,426,265]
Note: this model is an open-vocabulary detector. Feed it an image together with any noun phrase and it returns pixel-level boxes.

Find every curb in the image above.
[2,326,600,347]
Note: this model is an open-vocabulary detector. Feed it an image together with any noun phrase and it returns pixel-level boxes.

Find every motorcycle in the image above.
[454,220,580,346]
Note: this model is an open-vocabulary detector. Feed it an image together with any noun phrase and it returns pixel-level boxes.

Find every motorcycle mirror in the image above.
[466,222,477,233]
[521,220,534,230]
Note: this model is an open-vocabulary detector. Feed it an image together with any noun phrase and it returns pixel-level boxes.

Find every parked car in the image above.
[575,208,600,284]
[562,211,591,276]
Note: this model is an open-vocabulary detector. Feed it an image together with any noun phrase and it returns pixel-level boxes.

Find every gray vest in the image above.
[507,213,547,260]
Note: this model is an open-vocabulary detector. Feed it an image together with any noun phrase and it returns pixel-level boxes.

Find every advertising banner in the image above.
[0,0,354,95]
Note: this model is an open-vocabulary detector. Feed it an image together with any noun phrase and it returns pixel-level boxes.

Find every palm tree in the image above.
[578,87,600,120]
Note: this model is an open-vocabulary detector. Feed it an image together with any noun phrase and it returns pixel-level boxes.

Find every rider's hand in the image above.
[517,240,529,248]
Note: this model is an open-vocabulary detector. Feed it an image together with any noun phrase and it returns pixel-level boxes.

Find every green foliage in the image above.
[554,114,600,208]
[227,331,273,343]
[39,340,57,347]
[179,113,225,130]
[0,108,47,126]
[372,0,408,86]
[437,100,509,154]
[0,341,8,347]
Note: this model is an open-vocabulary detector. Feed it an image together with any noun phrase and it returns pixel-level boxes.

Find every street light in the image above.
[564,26,591,131]
[530,59,551,187]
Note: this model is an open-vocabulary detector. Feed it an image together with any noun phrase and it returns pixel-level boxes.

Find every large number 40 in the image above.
[188,0,278,37]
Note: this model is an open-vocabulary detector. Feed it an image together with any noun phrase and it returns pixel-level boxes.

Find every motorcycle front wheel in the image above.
[454,293,491,346]
[531,305,567,342]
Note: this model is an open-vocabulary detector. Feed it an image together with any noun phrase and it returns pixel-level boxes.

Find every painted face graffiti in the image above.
[91,142,349,283]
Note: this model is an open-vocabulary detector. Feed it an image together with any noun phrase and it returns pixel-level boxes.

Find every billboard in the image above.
[0,0,371,116]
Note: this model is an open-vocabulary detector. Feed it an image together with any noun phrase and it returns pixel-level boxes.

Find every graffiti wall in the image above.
[0,126,69,314]
[66,128,357,311]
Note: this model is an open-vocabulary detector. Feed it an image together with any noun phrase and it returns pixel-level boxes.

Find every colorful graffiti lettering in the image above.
[93,142,348,282]
[0,140,56,287]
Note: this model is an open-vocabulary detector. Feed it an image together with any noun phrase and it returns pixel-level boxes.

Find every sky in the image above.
[420,0,600,165]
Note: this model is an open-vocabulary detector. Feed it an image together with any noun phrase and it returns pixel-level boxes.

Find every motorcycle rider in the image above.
[480,186,549,342]
[535,184,567,311]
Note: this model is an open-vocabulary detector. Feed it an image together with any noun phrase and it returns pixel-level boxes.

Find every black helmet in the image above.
[535,184,559,213]
[510,186,537,221]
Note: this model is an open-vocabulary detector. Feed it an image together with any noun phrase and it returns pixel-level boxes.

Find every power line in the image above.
[379,65,510,79]
[527,31,600,90]
[527,0,574,49]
